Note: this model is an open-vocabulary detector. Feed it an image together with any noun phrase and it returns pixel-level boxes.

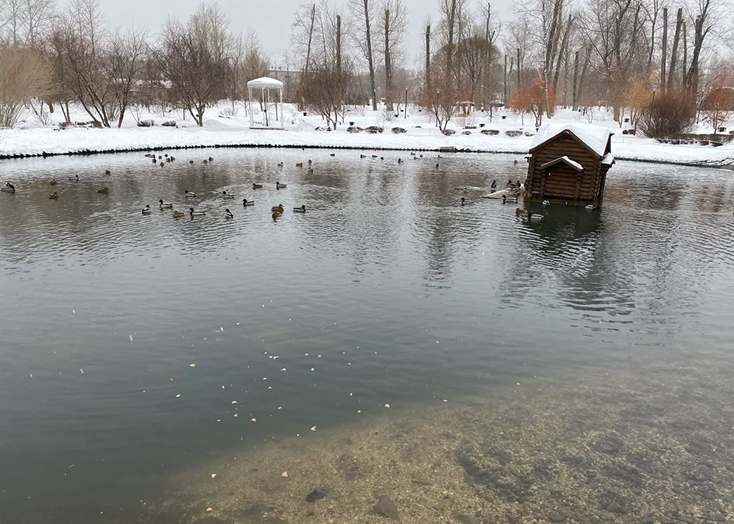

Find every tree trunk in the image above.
[384,9,393,111]
[661,7,668,92]
[667,8,683,91]
[572,50,579,111]
[577,46,591,109]
[362,0,377,111]
[503,54,508,106]
[305,4,315,74]
[516,47,521,89]
[425,24,431,105]
[552,15,572,101]
[682,21,687,80]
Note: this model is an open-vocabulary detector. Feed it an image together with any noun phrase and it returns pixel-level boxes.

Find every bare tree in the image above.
[156,2,230,126]
[379,0,406,111]
[0,44,53,127]
[106,28,147,127]
[348,0,378,109]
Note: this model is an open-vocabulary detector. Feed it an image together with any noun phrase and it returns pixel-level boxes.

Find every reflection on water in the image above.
[0,151,733,523]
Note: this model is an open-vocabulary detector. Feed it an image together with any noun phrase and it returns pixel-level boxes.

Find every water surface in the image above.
[0,150,733,523]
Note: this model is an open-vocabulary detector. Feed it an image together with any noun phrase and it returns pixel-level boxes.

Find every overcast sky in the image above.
[85,0,514,68]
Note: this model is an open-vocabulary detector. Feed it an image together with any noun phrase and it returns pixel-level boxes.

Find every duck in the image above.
[271,204,285,213]
[585,204,595,210]
[225,208,234,218]
[160,162,165,167]
[277,162,284,167]
[329,153,335,157]
[502,195,518,204]
[189,160,194,164]
[159,199,173,209]
[105,170,111,175]
[514,159,519,164]
[296,163,303,168]
[515,208,528,217]
[173,210,185,218]
[491,180,497,189]
[184,190,196,198]
[243,198,255,206]
[398,158,403,164]
[49,178,57,186]
[308,159,312,165]
[293,205,306,213]
[435,163,440,169]
[276,182,287,189]
[208,157,213,162]
[142,205,152,215]
[152,158,157,164]
[272,211,282,220]
[460,197,474,206]
[158,156,162,160]
[1,182,15,193]
[189,207,205,216]
[252,183,263,189]
[203,160,208,165]
[360,154,366,159]
[222,191,235,199]
[49,191,59,200]
[97,187,109,194]
[542,200,550,206]
[527,212,543,222]
[68,175,79,182]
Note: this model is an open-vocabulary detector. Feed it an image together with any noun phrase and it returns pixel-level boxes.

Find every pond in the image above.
[0,150,733,524]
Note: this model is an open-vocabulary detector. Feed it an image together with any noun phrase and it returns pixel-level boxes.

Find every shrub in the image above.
[391,127,407,134]
[638,89,695,138]
[481,129,500,135]
[505,130,523,137]
[442,129,456,136]
[0,46,53,128]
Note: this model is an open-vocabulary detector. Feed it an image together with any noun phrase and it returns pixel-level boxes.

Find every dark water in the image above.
[0,150,733,524]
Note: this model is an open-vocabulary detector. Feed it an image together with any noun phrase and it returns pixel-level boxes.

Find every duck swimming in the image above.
[189,208,205,216]
[276,182,287,189]
[173,210,185,218]
[184,190,196,198]
[502,194,518,204]
[491,180,497,189]
[225,208,234,218]
[50,178,57,186]
[271,204,285,213]
[142,205,152,215]
[460,197,473,206]
[243,198,255,206]
[1,182,15,193]
[49,191,59,200]
[97,187,109,194]
[252,183,263,189]
[293,205,306,213]
[542,200,550,206]
[222,191,235,199]
[68,175,79,182]
[159,199,173,209]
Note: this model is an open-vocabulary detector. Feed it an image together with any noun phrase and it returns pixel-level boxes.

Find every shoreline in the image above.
[0,125,732,169]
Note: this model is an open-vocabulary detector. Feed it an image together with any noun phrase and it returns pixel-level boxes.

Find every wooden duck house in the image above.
[523,124,615,207]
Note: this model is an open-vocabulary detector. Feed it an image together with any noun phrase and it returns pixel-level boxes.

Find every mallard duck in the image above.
[189,160,194,164]
[252,183,263,189]
[542,200,550,206]
[460,197,473,206]
[527,212,543,221]
[173,210,185,218]
[360,154,366,159]
[277,162,284,167]
[296,163,303,167]
[49,191,59,200]
[272,211,282,220]
[398,158,402,164]
[271,204,284,213]
[502,195,518,204]
[105,170,111,175]
[293,205,306,213]
[222,191,235,199]
[159,199,173,209]
[68,175,79,182]
[225,208,234,218]
[308,159,312,164]
[203,160,208,165]
[50,178,57,186]
[330,153,335,157]
[184,190,196,198]
[189,208,205,216]
[585,204,595,210]
[1,182,15,193]
[142,205,152,215]
[276,182,287,189]
[515,208,528,217]
[243,198,254,206]
[491,180,497,189]
[97,187,109,194]
[152,158,157,164]
[208,157,213,162]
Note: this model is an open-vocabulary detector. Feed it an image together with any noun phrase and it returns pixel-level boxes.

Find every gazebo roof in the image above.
[530,123,612,158]
[247,77,284,89]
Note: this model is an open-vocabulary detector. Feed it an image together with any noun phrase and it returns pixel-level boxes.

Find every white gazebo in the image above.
[247,77,284,129]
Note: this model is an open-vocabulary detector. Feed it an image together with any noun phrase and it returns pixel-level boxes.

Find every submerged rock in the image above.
[374,495,399,520]
[305,489,326,503]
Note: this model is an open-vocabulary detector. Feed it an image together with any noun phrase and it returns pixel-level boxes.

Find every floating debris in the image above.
[129,335,134,341]
[281,471,289,478]
[67,464,75,469]
[210,474,216,479]
[231,401,237,404]
[277,407,282,410]
[310,426,316,431]
[175,394,181,398]
[251,418,256,422]
[310,368,315,372]
[80,368,84,374]
[189,364,196,368]
[384,404,390,409]
[206,507,212,512]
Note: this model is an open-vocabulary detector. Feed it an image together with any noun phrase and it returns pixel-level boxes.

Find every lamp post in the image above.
[405,87,408,119]
[651,84,658,103]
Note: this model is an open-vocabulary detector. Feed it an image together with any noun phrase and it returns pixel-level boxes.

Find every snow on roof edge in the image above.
[530,123,611,157]
[247,77,284,88]
[541,155,584,171]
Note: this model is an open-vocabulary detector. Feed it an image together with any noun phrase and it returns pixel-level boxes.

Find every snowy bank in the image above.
[1,104,732,168]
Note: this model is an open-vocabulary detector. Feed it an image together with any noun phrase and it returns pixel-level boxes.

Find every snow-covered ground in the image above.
[1,102,732,167]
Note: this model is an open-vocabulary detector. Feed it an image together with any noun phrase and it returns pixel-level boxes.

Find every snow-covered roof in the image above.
[601,153,615,166]
[247,77,284,89]
[541,156,584,172]
[530,123,612,158]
